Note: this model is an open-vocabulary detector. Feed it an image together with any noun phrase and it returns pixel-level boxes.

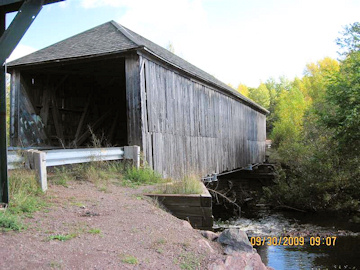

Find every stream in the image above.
[214,210,360,269]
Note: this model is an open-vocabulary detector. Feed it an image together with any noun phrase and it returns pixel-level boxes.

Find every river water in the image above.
[215,210,360,270]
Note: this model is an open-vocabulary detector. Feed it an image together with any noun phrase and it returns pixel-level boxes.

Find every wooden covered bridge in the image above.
[7,21,268,179]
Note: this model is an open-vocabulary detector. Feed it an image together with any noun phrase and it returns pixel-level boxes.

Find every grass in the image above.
[123,166,164,186]
[120,254,138,265]
[157,174,204,195]
[49,161,166,189]
[176,252,202,270]
[8,169,44,214]
[49,260,63,269]
[0,212,23,231]
[0,169,45,231]
[88,228,101,234]
[48,233,77,241]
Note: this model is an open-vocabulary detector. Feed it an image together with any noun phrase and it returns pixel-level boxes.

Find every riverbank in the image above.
[0,180,272,269]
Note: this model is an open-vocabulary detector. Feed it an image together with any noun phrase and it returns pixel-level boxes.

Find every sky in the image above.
[5,0,360,88]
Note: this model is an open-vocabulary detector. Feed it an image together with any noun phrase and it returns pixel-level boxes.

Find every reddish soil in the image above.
[0,181,225,270]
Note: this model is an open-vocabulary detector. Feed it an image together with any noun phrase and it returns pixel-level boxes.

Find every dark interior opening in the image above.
[20,57,128,148]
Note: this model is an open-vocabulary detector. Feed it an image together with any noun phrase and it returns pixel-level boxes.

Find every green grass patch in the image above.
[177,252,202,270]
[0,169,46,231]
[120,254,138,265]
[88,228,101,234]
[8,169,45,214]
[157,175,204,194]
[48,233,77,241]
[123,166,164,185]
[49,161,165,188]
[0,212,24,231]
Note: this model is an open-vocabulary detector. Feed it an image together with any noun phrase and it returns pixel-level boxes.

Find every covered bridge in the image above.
[7,21,268,179]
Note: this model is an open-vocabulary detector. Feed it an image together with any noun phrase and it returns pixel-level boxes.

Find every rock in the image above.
[200,230,219,241]
[197,239,215,253]
[218,228,253,255]
[181,220,193,229]
[208,252,273,270]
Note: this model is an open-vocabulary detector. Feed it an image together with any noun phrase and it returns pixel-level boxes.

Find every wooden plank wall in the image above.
[10,71,48,147]
[139,56,266,179]
[125,55,142,147]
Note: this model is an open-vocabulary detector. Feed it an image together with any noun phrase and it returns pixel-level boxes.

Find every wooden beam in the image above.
[40,86,50,126]
[75,109,112,146]
[51,91,64,143]
[125,54,142,146]
[74,93,92,145]
[108,111,119,143]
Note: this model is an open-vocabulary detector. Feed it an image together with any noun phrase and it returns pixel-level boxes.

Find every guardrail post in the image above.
[25,150,35,169]
[124,145,140,169]
[32,150,47,192]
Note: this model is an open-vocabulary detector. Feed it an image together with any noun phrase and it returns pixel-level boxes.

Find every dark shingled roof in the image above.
[8,21,268,114]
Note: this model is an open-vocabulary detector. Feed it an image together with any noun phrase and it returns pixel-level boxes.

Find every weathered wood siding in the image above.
[126,55,142,147]
[139,55,266,179]
[10,71,48,147]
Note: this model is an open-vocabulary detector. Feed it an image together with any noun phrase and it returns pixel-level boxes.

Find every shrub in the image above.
[123,166,163,185]
[0,212,23,231]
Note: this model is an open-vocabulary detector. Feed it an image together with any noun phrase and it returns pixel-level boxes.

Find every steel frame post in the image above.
[0,0,44,204]
[0,8,8,204]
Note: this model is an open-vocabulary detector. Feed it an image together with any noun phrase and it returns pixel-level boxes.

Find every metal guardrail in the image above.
[7,146,140,192]
[7,151,25,170]
[45,147,124,167]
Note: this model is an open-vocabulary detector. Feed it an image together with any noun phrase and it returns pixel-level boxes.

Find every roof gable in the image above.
[8,21,268,114]
[8,21,138,66]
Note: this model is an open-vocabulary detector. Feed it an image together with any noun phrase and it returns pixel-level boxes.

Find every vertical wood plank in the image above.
[125,54,142,147]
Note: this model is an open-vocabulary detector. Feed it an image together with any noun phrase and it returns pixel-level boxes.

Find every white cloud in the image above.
[79,0,360,87]
[7,44,36,62]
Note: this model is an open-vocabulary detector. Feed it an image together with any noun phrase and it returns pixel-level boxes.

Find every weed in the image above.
[49,260,63,269]
[0,212,23,231]
[88,228,101,234]
[157,174,204,195]
[177,252,201,270]
[124,166,164,185]
[156,248,164,254]
[98,186,109,193]
[49,167,71,187]
[48,233,77,241]
[8,169,45,215]
[154,238,167,245]
[120,254,138,265]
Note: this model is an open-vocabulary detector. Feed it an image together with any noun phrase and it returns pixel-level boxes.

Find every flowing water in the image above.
[215,210,360,270]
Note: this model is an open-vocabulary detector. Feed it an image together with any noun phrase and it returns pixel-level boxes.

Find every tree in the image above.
[248,83,270,109]
[271,86,308,145]
[321,23,360,155]
[336,22,360,55]
[303,57,339,103]
[237,83,249,97]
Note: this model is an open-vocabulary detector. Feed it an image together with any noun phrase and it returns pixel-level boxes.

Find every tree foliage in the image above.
[259,23,360,213]
[322,25,360,156]
[248,83,270,110]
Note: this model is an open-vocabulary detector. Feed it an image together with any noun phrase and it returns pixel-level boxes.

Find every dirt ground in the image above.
[0,181,225,270]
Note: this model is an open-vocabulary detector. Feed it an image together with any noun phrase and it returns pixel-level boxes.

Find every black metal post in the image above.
[0,0,45,204]
[0,7,9,204]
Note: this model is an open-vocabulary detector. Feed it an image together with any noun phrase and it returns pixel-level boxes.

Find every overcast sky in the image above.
[6,0,360,87]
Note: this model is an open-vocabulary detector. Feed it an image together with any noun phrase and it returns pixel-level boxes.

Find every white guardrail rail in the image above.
[7,146,140,192]
[8,151,25,170]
